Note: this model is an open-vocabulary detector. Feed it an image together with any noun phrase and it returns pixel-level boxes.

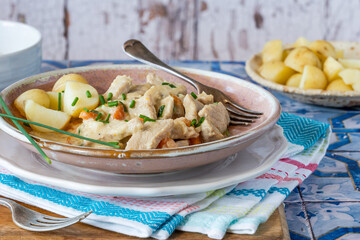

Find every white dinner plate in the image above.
[0,125,287,197]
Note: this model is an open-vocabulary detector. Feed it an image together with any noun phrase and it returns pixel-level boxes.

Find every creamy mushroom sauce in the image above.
[32,73,230,150]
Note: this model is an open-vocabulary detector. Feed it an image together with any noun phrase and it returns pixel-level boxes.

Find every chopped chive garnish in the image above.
[129,100,135,108]
[107,92,113,101]
[95,112,102,121]
[139,114,156,123]
[61,90,64,93]
[99,95,106,105]
[122,93,126,100]
[83,107,89,113]
[190,119,197,126]
[125,120,129,122]
[107,101,118,107]
[214,102,219,105]
[57,92,62,111]
[162,82,176,88]
[0,112,121,149]
[86,90,92,98]
[223,129,230,137]
[119,101,128,112]
[71,97,79,106]
[195,117,205,128]
[78,128,81,134]
[90,109,100,114]
[191,92,197,99]
[23,122,30,127]
[158,105,165,118]
[105,114,110,122]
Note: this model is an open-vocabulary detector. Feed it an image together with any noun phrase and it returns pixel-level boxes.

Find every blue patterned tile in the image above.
[305,202,360,239]
[41,60,69,72]
[301,152,360,201]
[284,202,312,240]
[285,186,302,202]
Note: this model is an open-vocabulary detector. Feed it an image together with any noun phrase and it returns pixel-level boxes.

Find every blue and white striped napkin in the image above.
[0,113,330,239]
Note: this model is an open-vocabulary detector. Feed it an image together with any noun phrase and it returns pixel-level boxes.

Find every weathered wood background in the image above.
[1,0,359,61]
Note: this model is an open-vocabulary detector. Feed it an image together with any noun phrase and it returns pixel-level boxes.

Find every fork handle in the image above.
[123,39,204,92]
[0,197,15,209]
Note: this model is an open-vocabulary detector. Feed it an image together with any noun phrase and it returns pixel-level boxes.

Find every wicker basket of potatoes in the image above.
[246,37,360,107]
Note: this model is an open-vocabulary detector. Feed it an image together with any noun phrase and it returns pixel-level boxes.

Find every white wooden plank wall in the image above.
[1,0,360,61]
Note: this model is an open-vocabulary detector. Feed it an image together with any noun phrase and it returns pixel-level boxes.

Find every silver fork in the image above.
[123,39,263,125]
[0,197,92,231]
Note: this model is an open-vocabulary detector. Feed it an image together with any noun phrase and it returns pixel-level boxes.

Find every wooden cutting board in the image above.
[0,199,289,239]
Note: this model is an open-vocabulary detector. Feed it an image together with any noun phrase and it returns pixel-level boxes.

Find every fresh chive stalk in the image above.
[99,95,106,105]
[129,100,135,108]
[119,101,128,112]
[0,112,121,149]
[83,107,90,113]
[195,117,205,127]
[95,112,103,121]
[86,90,92,98]
[0,96,51,164]
[57,92,62,111]
[139,114,156,123]
[105,114,110,122]
[23,122,30,127]
[107,92,113,101]
[122,93,126,100]
[191,92,197,99]
[71,97,79,106]
[107,142,119,145]
[107,101,118,107]
[190,119,197,126]
[158,105,165,118]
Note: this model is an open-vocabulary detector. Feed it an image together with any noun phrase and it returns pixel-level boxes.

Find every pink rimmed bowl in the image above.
[0,65,281,173]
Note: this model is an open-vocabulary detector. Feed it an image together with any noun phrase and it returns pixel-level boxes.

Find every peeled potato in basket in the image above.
[257,37,360,92]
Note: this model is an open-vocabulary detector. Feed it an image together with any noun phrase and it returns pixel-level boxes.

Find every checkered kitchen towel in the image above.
[0,113,330,239]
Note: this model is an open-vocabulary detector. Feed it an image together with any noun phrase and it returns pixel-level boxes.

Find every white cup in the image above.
[0,20,42,89]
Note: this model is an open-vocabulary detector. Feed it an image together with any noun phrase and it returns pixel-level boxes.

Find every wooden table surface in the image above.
[0,198,289,240]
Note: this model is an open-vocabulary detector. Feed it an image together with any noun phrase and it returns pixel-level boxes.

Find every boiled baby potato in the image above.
[323,57,344,81]
[284,47,321,73]
[282,48,294,61]
[353,82,360,92]
[262,40,283,63]
[14,89,50,117]
[47,91,64,110]
[259,61,295,85]
[63,81,99,117]
[52,73,88,92]
[326,79,353,92]
[299,65,327,90]
[293,37,310,48]
[339,59,360,69]
[24,100,71,132]
[336,49,344,59]
[308,40,336,62]
[286,73,302,87]
[338,69,360,85]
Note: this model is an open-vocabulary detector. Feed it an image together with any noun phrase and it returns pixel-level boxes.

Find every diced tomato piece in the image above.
[113,105,125,120]
[79,110,97,120]
[189,136,201,145]
[181,118,192,127]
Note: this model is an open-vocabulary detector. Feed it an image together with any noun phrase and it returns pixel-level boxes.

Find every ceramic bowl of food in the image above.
[246,41,360,107]
[0,20,42,90]
[0,64,281,173]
